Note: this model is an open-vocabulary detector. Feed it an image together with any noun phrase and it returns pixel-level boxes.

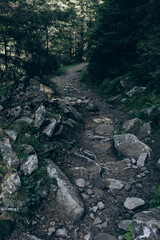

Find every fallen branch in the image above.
[38,143,59,156]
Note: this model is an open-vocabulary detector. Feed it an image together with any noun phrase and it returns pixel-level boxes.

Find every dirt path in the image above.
[50,63,158,239]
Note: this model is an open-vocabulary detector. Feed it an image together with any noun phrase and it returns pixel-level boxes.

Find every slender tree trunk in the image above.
[45,26,49,65]
[4,37,8,71]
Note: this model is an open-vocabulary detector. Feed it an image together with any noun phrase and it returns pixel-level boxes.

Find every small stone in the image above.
[34,105,46,128]
[50,221,55,226]
[84,233,91,240]
[94,233,117,240]
[140,172,145,177]
[81,193,90,200]
[136,175,142,179]
[76,178,86,188]
[43,118,57,137]
[137,153,148,168]
[135,183,143,188]
[93,217,102,225]
[97,202,105,210]
[106,178,124,190]
[86,189,93,195]
[48,227,56,236]
[56,228,68,238]
[131,158,136,164]
[92,206,98,213]
[90,213,94,219]
[101,221,108,228]
[156,159,160,170]
[124,184,131,191]
[124,197,145,210]
[118,236,124,240]
[118,220,132,231]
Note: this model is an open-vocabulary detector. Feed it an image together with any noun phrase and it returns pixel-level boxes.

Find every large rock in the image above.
[124,197,145,210]
[114,134,151,160]
[21,154,38,175]
[2,173,21,195]
[125,86,146,97]
[5,130,18,141]
[65,106,83,121]
[43,118,57,137]
[132,208,160,240]
[46,160,84,223]
[94,233,117,240]
[23,91,48,105]
[0,138,20,169]
[34,105,46,128]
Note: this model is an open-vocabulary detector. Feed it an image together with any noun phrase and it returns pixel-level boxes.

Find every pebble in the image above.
[93,217,102,225]
[84,233,91,240]
[90,213,94,219]
[131,158,136,164]
[56,228,68,238]
[101,221,108,228]
[92,206,98,213]
[48,227,56,236]
[86,189,93,195]
[97,202,105,210]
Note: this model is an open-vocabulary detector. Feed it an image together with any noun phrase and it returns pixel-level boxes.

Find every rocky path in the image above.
[49,63,159,239]
[4,63,160,240]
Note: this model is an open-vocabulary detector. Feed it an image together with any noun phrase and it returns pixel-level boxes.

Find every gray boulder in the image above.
[43,118,57,137]
[5,130,18,141]
[0,138,20,169]
[124,197,145,210]
[132,208,160,240]
[23,91,48,105]
[21,154,38,175]
[46,160,84,223]
[114,134,151,160]
[15,116,33,124]
[126,86,146,97]
[2,173,21,195]
[65,106,83,121]
[34,105,46,128]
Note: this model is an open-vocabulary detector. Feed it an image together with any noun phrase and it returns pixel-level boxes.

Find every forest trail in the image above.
[50,63,157,239]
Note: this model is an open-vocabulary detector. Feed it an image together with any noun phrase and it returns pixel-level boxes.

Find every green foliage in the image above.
[21,167,53,209]
[123,91,160,130]
[150,185,160,208]
[0,80,13,97]
[124,224,133,240]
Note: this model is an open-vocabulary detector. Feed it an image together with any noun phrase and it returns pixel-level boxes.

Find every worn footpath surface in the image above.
[7,63,160,240]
